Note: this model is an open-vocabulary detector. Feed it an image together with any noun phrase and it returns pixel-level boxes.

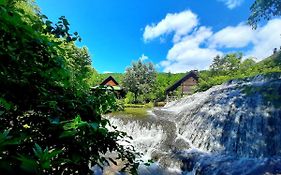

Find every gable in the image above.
[104,79,118,86]
[182,77,198,86]
[100,76,119,86]
[165,70,199,94]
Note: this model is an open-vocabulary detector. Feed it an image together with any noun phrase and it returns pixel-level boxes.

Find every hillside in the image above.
[197,52,281,91]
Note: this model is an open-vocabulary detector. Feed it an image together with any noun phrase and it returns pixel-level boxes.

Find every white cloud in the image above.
[143,10,198,42]
[209,24,254,48]
[143,9,281,73]
[209,19,281,60]
[139,54,149,61]
[163,27,223,72]
[103,71,113,74]
[218,0,244,9]
[245,19,281,60]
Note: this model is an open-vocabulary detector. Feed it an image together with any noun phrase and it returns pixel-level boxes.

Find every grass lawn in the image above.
[111,107,149,119]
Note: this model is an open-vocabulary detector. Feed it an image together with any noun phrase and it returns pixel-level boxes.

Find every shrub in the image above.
[0,1,139,174]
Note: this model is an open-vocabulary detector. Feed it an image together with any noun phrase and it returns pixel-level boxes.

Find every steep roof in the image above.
[165,70,199,94]
[100,76,119,86]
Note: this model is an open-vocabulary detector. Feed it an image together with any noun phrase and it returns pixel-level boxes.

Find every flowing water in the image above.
[105,74,281,175]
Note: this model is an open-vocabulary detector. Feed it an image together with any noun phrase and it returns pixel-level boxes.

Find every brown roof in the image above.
[100,76,119,86]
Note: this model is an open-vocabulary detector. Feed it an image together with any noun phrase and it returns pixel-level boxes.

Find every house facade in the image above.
[165,70,199,99]
[91,76,125,98]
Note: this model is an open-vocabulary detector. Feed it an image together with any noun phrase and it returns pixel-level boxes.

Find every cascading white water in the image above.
[109,117,166,161]
[106,73,281,175]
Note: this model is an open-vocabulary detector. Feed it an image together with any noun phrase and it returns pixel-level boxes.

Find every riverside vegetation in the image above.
[0,0,140,174]
[95,52,281,106]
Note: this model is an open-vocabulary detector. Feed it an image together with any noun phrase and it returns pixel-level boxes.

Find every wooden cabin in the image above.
[165,70,199,100]
[100,76,119,86]
[92,76,125,98]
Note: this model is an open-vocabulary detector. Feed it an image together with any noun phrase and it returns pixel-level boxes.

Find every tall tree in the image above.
[210,53,242,74]
[123,60,156,103]
[248,0,281,28]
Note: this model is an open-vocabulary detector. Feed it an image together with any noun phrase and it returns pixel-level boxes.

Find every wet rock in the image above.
[163,73,281,158]
[172,138,191,151]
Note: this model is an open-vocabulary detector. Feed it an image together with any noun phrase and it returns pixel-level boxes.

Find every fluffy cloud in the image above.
[143,10,198,42]
[139,54,149,61]
[218,0,244,9]
[209,19,281,60]
[162,27,222,72]
[209,24,254,48]
[245,19,281,60]
[143,10,281,73]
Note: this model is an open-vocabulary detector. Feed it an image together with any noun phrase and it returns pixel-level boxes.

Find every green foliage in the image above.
[248,0,281,28]
[98,72,186,103]
[210,53,242,74]
[197,52,281,91]
[152,72,185,102]
[0,1,139,174]
[17,143,62,174]
[123,60,156,103]
[242,77,281,108]
[116,99,125,111]
[124,92,135,104]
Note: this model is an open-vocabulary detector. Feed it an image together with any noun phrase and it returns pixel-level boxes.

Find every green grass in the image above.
[124,104,145,108]
[111,107,149,119]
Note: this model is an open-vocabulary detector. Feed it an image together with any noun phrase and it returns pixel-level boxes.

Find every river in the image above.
[96,74,281,175]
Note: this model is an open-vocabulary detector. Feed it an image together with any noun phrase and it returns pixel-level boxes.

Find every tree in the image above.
[0,0,139,174]
[248,0,281,28]
[123,60,156,103]
[210,53,242,74]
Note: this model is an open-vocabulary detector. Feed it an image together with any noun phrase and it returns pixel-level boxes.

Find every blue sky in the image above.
[37,0,281,73]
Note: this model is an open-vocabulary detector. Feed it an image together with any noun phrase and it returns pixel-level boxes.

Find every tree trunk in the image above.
[134,92,138,104]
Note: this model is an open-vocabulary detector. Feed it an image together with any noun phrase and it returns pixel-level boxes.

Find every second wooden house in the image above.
[165,70,199,100]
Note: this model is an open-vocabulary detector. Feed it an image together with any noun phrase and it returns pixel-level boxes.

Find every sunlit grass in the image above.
[111,107,149,119]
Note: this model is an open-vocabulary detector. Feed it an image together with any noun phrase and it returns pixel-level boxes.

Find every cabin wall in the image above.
[105,80,117,86]
[182,77,198,93]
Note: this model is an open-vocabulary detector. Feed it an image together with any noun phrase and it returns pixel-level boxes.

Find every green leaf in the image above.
[41,161,50,169]
[17,155,38,173]
[47,149,62,159]
[89,122,99,130]
[33,143,43,158]
[59,130,76,138]
[0,98,12,110]
[98,128,108,136]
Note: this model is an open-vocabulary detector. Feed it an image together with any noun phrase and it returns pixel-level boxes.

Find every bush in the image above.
[197,53,281,92]
[0,1,139,174]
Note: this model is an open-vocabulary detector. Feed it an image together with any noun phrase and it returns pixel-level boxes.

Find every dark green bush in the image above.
[0,0,139,174]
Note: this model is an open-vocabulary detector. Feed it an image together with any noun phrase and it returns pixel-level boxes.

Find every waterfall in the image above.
[105,74,281,175]
[109,117,166,161]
